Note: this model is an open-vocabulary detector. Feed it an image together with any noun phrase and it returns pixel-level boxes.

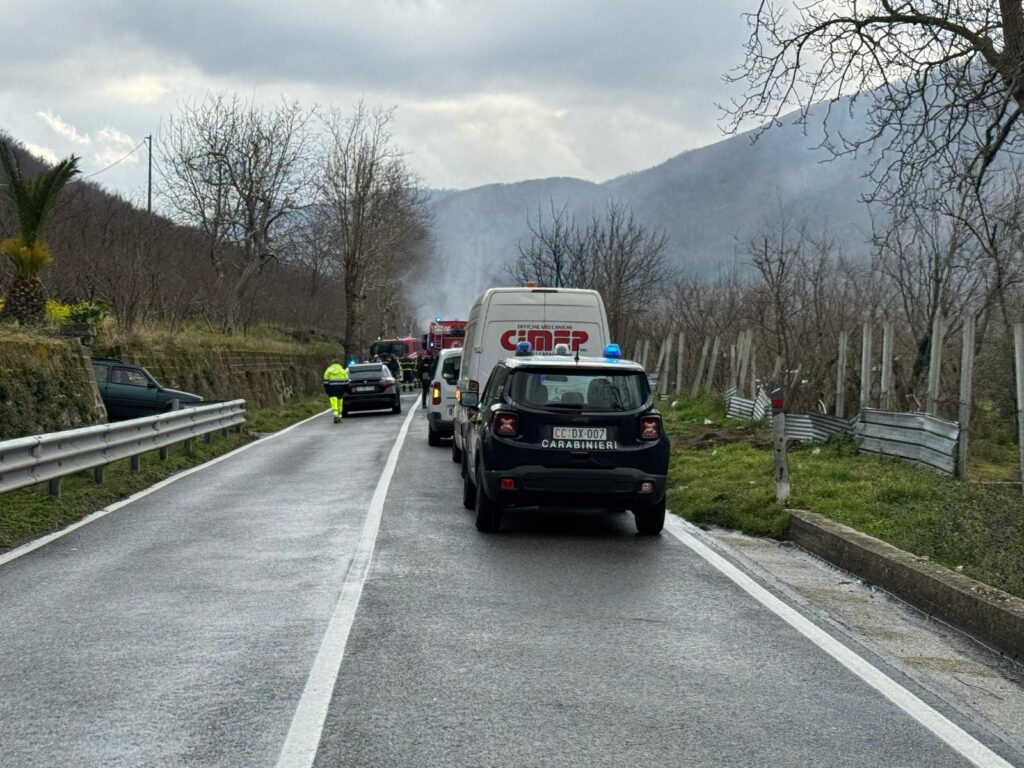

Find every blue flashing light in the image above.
[435,315,442,322]
[604,343,622,359]
[515,340,533,357]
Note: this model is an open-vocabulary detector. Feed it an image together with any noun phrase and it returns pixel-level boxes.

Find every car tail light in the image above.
[492,411,518,437]
[639,415,661,440]
[500,477,516,491]
[432,382,441,405]
[381,376,396,387]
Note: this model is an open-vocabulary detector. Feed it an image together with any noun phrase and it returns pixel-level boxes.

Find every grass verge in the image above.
[0,397,327,553]
[662,394,1024,600]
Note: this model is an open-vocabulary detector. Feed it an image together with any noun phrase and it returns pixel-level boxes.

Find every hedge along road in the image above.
[0,399,1019,767]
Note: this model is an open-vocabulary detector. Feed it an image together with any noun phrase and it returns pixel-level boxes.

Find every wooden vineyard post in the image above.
[956,316,975,480]
[835,330,848,419]
[927,314,944,417]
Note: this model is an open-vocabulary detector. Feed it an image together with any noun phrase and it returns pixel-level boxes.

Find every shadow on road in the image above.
[487,506,655,540]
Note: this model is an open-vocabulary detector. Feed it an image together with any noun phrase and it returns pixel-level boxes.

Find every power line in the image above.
[81,141,145,179]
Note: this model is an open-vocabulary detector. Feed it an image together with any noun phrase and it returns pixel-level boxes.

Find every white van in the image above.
[452,287,611,464]
[427,347,462,446]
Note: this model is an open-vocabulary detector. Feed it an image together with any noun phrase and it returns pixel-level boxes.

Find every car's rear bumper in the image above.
[481,465,666,508]
[427,411,454,435]
[345,394,400,411]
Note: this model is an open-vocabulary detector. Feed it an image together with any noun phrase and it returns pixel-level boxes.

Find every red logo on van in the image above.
[500,328,590,352]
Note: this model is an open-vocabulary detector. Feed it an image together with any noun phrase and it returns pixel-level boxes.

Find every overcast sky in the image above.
[0,0,755,202]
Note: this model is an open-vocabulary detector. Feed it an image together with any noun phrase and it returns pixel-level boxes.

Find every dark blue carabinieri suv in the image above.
[459,344,670,535]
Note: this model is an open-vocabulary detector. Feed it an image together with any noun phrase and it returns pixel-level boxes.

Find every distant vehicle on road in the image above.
[424,319,467,352]
[343,363,402,417]
[459,345,669,534]
[453,286,611,466]
[90,358,203,421]
[427,347,462,446]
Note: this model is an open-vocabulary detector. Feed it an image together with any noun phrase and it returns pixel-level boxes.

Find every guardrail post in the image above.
[203,432,212,445]
[220,428,229,439]
[184,438,194,454]
[771,388,790,503]
[93,465,105,484]
[48,478,61,499]
[159,445,169,461]
[130,455,141,473]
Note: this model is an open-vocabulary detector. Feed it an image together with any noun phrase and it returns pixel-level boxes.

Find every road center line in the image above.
[663,516,1013,768]
[275,403,417,768]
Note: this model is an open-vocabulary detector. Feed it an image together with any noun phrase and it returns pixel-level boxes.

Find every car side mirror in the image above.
[461,391,479,409]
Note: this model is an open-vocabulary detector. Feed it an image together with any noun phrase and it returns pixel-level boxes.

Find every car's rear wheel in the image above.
[462,461,475,510]
[475,464,502,533]
[428,426,441,446]
[633,498,665,535]
[392,399,401,414]
[451,436,463,464]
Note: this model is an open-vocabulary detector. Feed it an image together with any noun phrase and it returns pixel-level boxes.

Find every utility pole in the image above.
[145,134,153,215]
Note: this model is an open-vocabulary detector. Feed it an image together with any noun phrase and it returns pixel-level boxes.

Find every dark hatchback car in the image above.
[343,363,402,416]
[459,351,670,534]
[90,358,203,421]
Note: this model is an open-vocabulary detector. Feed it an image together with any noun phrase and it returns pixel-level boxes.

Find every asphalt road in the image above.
[0,400,1020,767]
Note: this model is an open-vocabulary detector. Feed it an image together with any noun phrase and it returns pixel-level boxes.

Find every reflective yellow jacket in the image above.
[323,363,349,382]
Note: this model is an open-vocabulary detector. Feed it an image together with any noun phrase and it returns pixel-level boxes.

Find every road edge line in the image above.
[275,403,417,768]
[0,409,331,569]
[664,515,1014,768]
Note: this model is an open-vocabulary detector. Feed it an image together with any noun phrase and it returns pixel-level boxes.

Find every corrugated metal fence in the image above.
[723,392,959,476]
[853,409,959,476]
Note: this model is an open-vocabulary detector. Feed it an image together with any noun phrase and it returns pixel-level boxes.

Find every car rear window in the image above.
[441,354,461,385]
[348,365,388,381]
[508,369,649,411]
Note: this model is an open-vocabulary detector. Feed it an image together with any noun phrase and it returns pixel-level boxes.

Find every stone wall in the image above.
[1,334,327,440]
[0,335,107,439]
[97,345,325,409]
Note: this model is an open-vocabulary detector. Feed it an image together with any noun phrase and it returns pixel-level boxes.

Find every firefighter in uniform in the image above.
[323,359,350,423]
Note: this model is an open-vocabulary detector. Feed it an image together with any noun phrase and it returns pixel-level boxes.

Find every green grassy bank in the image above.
[663,394,1024,600]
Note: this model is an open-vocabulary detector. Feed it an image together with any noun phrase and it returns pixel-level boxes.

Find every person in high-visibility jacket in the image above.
[323,359,350,423]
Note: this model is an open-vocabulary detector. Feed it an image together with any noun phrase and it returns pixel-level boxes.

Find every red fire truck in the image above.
[425,319,468,352]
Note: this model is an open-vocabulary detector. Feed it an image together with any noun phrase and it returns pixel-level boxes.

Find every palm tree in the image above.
[0,142,80,325]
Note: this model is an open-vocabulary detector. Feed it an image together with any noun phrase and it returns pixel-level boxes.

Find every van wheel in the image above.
[462,463,476,510]
[428,426,441,446]
[475,464,502,533]
[633,499,665,535]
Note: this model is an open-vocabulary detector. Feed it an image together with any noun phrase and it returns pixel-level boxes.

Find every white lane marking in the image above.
[663,516,1013,768]
[0,409,331,569]
[275,403,417,768]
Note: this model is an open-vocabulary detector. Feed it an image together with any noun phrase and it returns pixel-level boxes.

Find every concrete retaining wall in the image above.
[790,509,1024,663]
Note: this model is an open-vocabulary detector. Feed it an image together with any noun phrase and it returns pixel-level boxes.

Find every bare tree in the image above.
[158,94,316,332]
[317,102,427,358]
[506,200,672,345]
[724,2,1024,202]
[507,202,592,288]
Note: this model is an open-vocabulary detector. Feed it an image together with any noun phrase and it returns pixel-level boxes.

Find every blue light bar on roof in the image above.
[604,343,622,359]
[515,340,533,356]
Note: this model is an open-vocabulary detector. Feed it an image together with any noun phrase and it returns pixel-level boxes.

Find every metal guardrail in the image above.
[854,408,959,476]
[0,400,246,496]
